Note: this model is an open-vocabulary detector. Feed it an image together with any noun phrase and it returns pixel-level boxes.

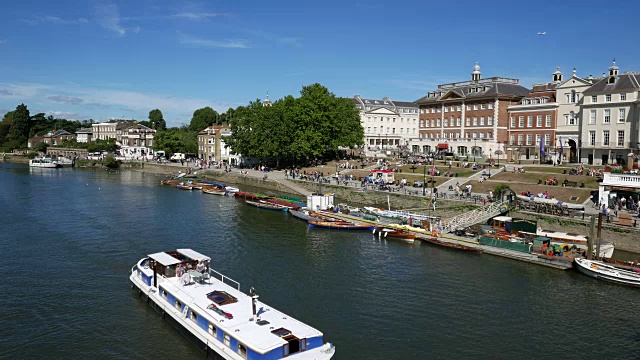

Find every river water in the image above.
[1,162,639,359]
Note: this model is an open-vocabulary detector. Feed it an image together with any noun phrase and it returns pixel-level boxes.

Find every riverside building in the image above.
[580,61,640,165]
[352,95,419,155]
[414,63,529,159]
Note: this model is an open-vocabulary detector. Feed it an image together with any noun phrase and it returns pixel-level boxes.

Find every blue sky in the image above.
[1,0,639,127]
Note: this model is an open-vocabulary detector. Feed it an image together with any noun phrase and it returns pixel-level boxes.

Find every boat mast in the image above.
[596,212,603,259]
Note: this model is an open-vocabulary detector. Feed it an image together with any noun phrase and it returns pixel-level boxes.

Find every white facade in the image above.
[92,122,117,141]
[353,96,419,155]
[580,61,640,165]
[555,68,595,163]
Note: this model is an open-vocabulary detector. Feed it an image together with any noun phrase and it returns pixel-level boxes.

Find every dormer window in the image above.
[608,77,616,84]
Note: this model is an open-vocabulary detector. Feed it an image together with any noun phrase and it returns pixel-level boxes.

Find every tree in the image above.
[8,104,31,147]
[34,141,49,153]
[149,109,166,130]
[189,106,218,132]
[0,111,14,149]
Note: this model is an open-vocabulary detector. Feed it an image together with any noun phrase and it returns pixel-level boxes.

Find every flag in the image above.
[540,135,545,159]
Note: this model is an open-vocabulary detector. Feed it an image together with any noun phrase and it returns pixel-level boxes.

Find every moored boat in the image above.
[130,249,335,359]
[246,200,289,211]
[29,157,61,168]
[289,209,322,222]
[176,183,193,190]
[373,227,416,242]
[308,221,375,230]
[202,188,226,195]
[575,258,640,287]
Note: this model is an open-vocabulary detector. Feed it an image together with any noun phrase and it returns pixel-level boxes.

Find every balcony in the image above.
[581,141,633,149]
[603,172,640,188]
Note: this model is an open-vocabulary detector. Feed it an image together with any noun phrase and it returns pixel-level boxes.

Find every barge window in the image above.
[208,324,217,336]
[238,344,247,358]
[224,334,231,347]
[207,290,238,306]
[161,289,168,300]
[190,311,198,322]
[300,338,306,351]
[175,300,182,311]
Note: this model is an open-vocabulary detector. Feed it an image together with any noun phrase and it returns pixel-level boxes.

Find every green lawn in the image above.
[467,180,594,203]
[490,171,600,189]
[398,165,478,177]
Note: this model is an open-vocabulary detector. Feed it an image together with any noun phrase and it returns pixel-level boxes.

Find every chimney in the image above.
[250,287,259,317]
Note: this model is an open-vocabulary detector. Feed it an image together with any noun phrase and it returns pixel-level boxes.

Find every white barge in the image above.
[130,249,335,359]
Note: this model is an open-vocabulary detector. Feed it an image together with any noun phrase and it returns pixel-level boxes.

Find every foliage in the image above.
[153,127,197,155]
[224,83,364,167]
[189,106,218,132]
[494,184,511,196]
[0,111,13,150]
[27,152,39,159]
[8,104,31,148]
[34,141,49,153]
[148,109,166,130]
[103,153,120,169]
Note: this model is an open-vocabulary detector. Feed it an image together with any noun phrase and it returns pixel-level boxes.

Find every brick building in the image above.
[414,63,529,159]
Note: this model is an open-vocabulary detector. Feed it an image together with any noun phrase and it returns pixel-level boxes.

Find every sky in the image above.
[1,0,639,127]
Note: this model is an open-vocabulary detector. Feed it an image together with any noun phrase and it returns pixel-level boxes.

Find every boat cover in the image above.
[177,248,211,261]
[148,252,181,266]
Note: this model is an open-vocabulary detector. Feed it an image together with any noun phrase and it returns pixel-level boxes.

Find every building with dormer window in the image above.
[414,63,529,158]
[352,95,419,155]
[580,60,640,165]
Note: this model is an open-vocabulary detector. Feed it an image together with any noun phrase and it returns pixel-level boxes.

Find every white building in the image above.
[580,61,640,165]
[75,128,93,143]
[555,67,597,163]
[352,95,419,156]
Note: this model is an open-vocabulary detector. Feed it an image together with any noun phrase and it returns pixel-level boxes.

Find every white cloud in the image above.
[178,33,248,49]
[94,2,126,36]
[172,12,225,20]
[43,110,84,119]
[48,95,84,104]
[23,16,89,25]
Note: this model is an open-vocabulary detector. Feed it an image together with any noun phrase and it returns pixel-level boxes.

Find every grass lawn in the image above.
[466,180,595,203]
[398,164,478,177]
[489,171,600,189]
[346,170,447,187]
[519,165,605,174]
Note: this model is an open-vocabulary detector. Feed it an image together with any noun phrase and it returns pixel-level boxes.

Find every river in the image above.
[1,162,639,359]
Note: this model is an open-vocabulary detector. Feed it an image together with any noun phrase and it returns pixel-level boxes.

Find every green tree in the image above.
[34,141,49,153]
[8,103,31,148]
[189,106,218,132]
[0,111,14,148]
[149,109,166,130]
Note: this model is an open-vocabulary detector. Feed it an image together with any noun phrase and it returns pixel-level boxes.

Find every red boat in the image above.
[373,227,416,242]
[266,198,301,210]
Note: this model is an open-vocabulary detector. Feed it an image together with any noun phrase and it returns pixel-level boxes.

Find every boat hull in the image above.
[574,258,640,287]
[309,221,374,230]
[246,200,289,211]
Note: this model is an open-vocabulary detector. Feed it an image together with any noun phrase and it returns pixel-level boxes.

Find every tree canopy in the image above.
[148,109,166,130]
[189,106,218,132]
[8,104,31,146]
[224,83,363,166]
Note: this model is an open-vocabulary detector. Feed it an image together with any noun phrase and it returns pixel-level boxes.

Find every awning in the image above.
[437,143,449,149]
[177,249,211,261]
[148,252,181,266]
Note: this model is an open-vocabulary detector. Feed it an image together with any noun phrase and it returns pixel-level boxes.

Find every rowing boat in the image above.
[246,200,289,211]
[308,221,375,230]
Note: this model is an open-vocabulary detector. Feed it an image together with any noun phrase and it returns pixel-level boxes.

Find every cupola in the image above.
[472,62,481,81]
[552,66,563,83]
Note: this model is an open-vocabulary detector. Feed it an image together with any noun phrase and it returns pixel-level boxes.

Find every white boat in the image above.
[225,186,240,193]
[53,156,74,168]
[29,158,60,168]
[575,258,640,287]
[130,249,335,359]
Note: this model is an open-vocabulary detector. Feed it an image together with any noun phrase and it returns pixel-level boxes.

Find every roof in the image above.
[583,73,640,94]
[177,249,211,261]
[415,80,530,104]
[148,252,181,266]
[75,128,93,134]
[353,97,418,108]
[198,125,227,135]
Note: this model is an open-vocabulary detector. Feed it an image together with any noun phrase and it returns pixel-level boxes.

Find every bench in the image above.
[563,180,578,187]
[618,213,633,227]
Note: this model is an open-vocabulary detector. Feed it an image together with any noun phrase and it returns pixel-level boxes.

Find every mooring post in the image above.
[587,215,595,260]
[596,212,603,259]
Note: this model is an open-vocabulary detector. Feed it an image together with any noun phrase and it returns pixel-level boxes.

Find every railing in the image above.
[580,141,632,149]
[444,200,508,231]
[208,269,241,292]
[603,172,640,187]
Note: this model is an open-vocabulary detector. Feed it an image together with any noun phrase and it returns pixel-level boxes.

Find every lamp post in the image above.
[423,163,426,196]
[473,138,477,163]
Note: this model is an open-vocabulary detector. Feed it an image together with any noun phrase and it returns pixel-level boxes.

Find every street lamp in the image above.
[473,138,477,163]
[423,163,426,196]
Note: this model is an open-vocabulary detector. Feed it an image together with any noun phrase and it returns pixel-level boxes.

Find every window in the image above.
[546,115,552,127]
[589,110,596,124]
[510,135,515,145]
[190,310,198,322]
[450,106,455,112]
[224,334,231,347]
[571,90,577,103]
[527,116,533,127]
[472,132,478,139]
[456,118,461,126]
[238,344,247,358]
[604,109,610,123]
[510,117,515,128]
[420,121,424,128]
[481,103,486,110]
[488,102,494,109]
[466,104,471,110]
[479,132,485,138]
[457,105,462,111]
[473,104,478,110]
[589,131,596,146]
[606,94,612,102]
[565,94,571,103]
[436,119,441,127]
[175,300,182,311]
[488,132,493,138]
[208,324,217,336]
[431,120,434,127]
[517,134,523,145]
[436,107,441,113]
[526,134,532,145]
[536,134,541,144]
[618,108,626,122]
[519,116,524,128]
[591,95,597,103]
[603,130,610,146]
[536,116,542,127]
[466,118,470,126]
[621,93,627,101]
[569,112,575,125]
[488,116,493,125]
[617,130,625,147]
[545,134,550,146]
[443,119,448,127]
[431,108,435,113]
[444,106,448,113]
[480,117,485,126]
[473,117,478,126]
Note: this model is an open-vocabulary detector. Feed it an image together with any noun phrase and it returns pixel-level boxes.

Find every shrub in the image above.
[27,152,39,159]
[103,153,120,169]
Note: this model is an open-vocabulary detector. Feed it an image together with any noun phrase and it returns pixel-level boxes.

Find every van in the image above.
[170,153,186,161]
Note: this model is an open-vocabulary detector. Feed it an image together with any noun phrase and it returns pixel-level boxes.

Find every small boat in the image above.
[246,200,289,211]
[29,158,61,168]
[225,186,240,193]
[161,179,181,186]
[422,236,483,252]
[234,192,269,200]
[289,209,322,222]
[176,183,193,190]
[575,258,640,287]
[202,188,226,196]
[373,227,416,242]
[308,221,375,230]
[130,249,335,359]
[266,198,300,210]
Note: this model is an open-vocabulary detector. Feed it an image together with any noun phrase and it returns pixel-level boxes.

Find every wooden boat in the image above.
[601,257,640,271]
[373,227,416,242]
[422,236,483,252]
[289,209,321,222]
[308,211,349,222]
[202,188,226,195]
[161,179,181,186]
[246,200,289,211]
[176,183,193,190]
[308,221,375,230]
[266,198,300,210]
[234,192,268,200]
[225,186,240,193]
[575,258,640,287]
